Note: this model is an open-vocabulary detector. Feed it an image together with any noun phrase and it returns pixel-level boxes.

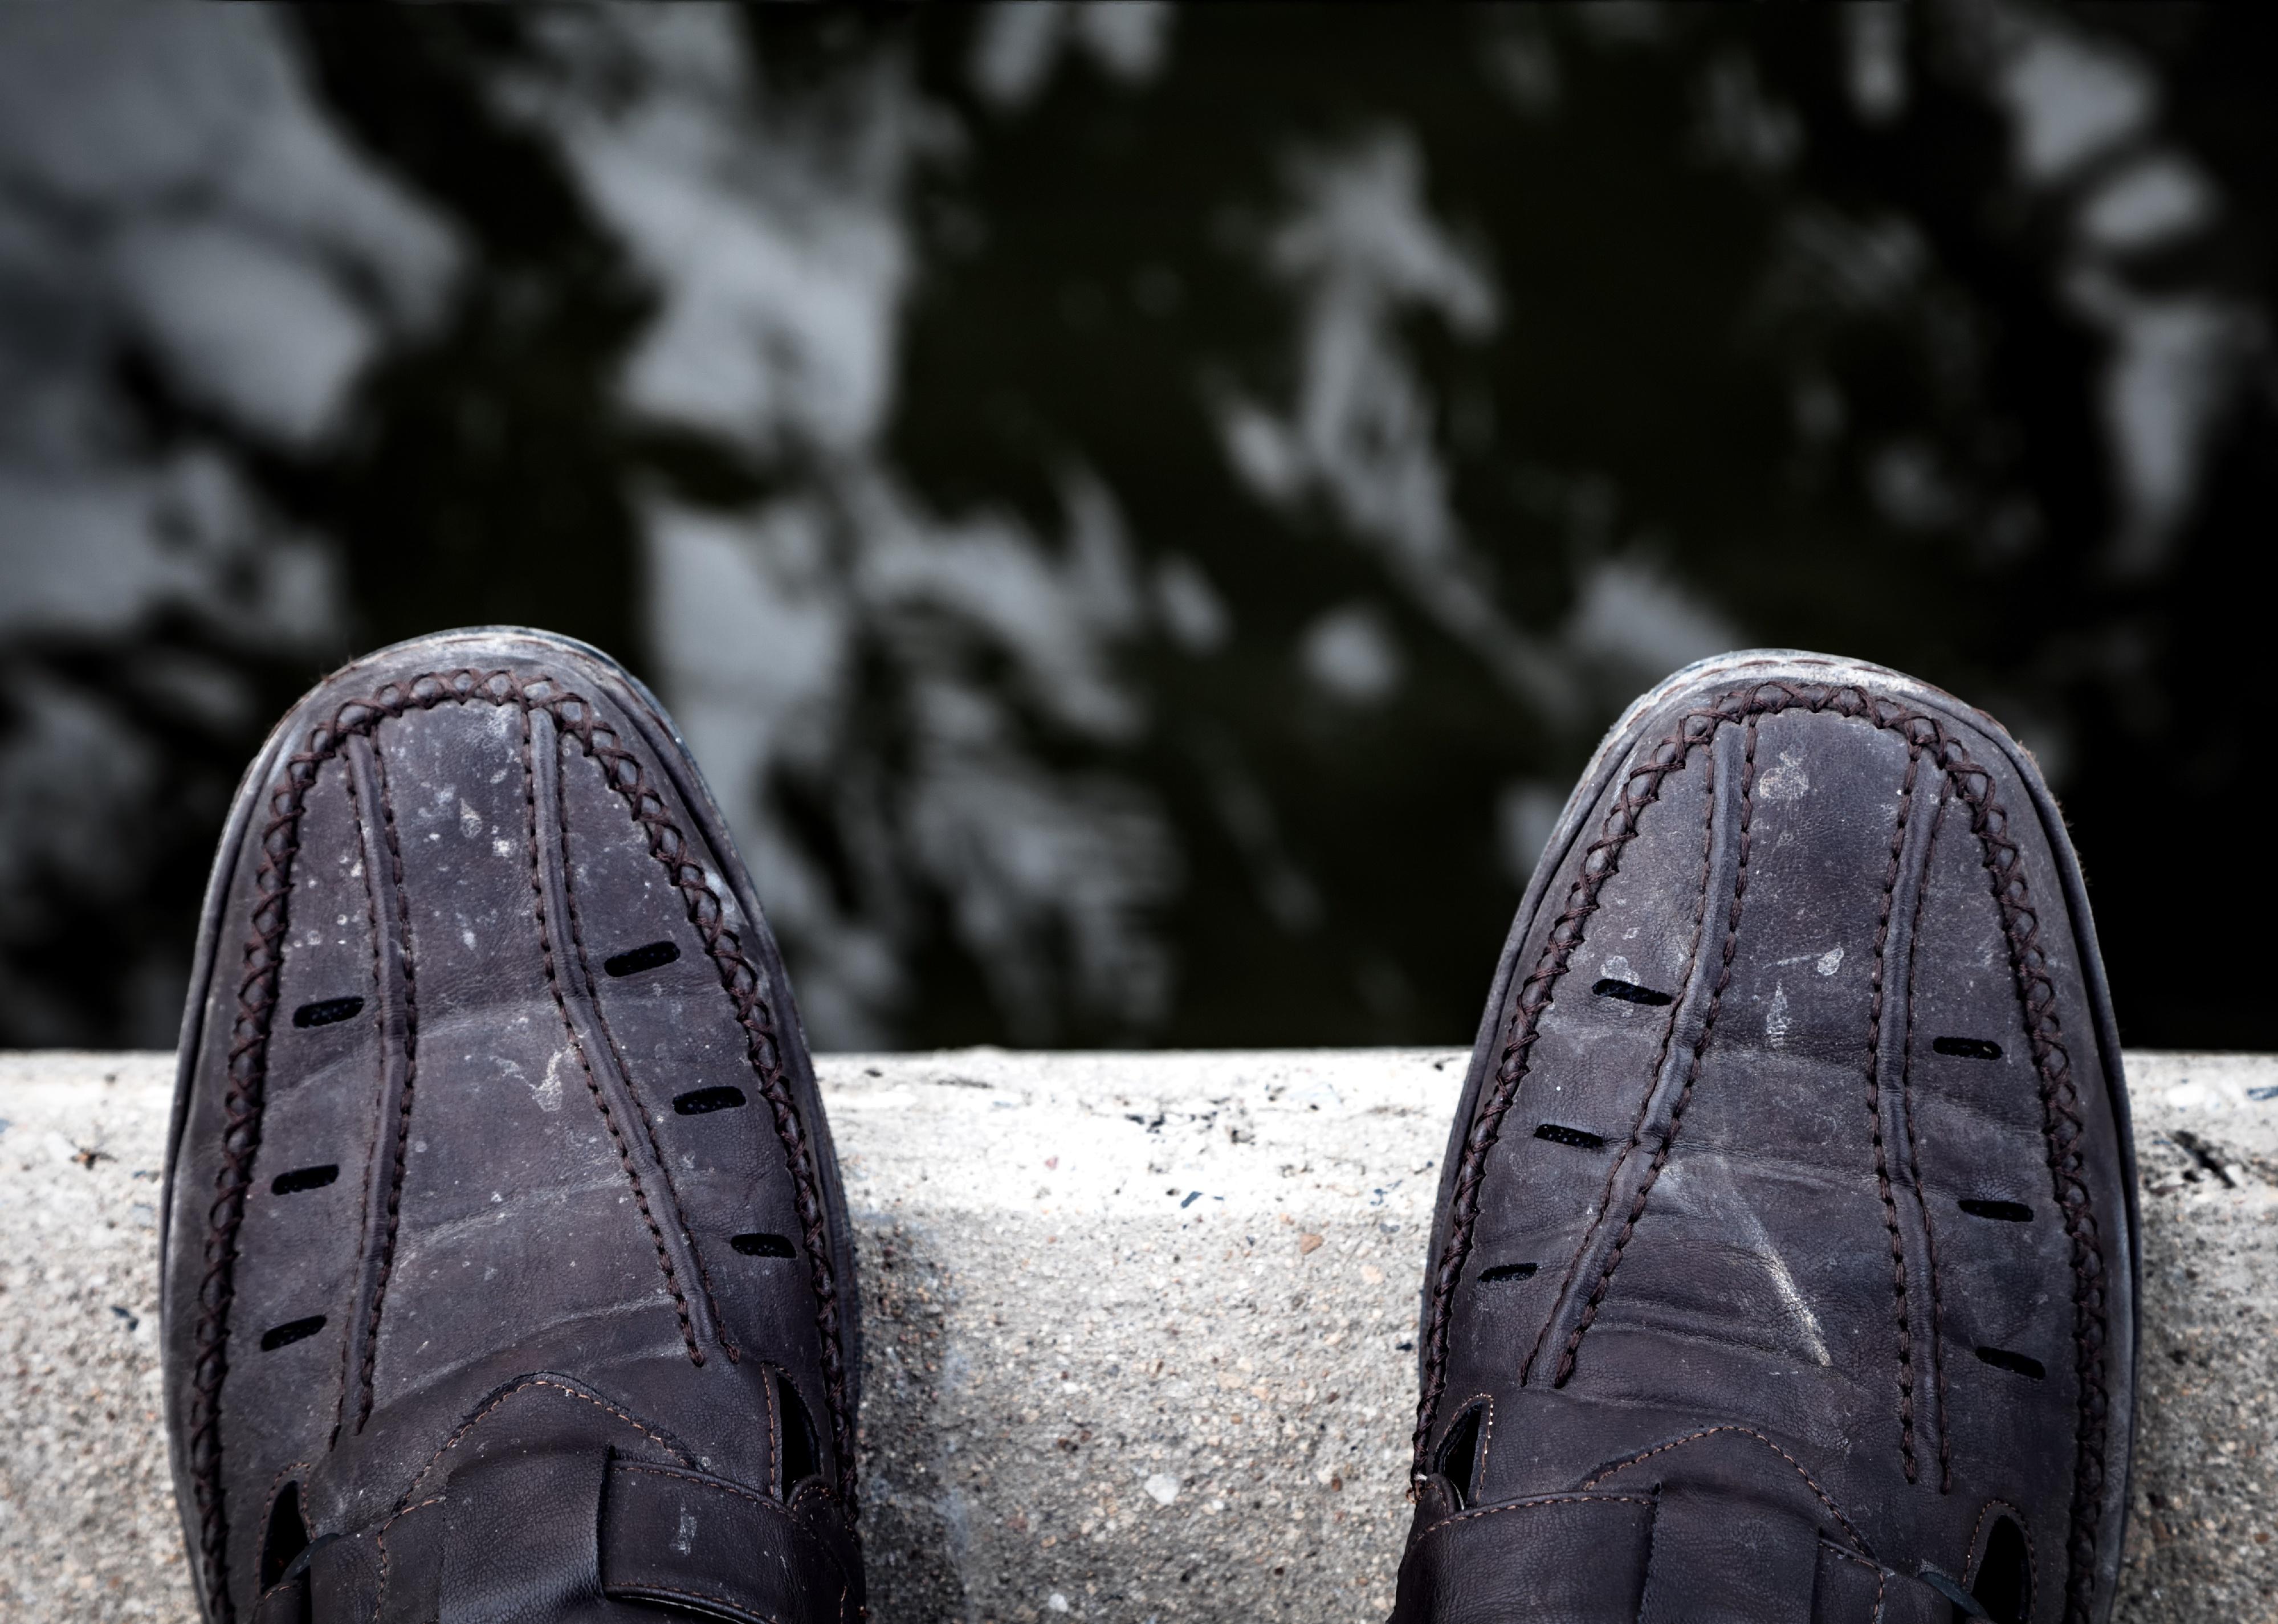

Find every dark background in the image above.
[3,4,2273,1053]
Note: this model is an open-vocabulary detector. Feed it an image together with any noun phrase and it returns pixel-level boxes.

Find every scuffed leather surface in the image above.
[1402,652,2136,1624]
[162,630,861,1624]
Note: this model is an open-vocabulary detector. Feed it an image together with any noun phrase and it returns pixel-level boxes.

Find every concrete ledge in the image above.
[2,1049,2272,1621]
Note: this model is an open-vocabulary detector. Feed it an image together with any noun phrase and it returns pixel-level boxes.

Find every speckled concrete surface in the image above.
[1,1048,2271,1622]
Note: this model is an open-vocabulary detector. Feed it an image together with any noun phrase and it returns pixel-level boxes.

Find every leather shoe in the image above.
[1399,651,2137,1624]
[161,629,862,1624]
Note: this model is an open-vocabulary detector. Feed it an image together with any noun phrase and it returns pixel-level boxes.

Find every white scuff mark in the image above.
[673,1507,696,1556]
[459,798,482,838]
[533,1048,568,1113]
[461,928,477,951]
[493,838,514,859]
[1600,954,1636,982]
[1815,946,1845,977]
[1742,1201,1831,1367]
[1766,982,1791,1049]
[1757,750,1810,802]
[1688,1154,1833,1368]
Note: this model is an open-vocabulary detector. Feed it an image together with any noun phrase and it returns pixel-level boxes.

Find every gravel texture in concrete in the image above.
[1,1048,2271,1622]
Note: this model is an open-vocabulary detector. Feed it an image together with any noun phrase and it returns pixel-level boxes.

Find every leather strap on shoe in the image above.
[1391,1488,1661,1623]
[353,1448,857,1624]
[600,1458,857,1624]
[1392,1479,1951,1624]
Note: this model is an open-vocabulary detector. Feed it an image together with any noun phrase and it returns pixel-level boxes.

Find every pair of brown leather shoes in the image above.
[163,631,2134,1623]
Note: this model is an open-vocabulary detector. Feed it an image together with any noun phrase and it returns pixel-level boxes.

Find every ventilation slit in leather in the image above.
[1972,1514,2032,1623]
[1591,977,1673,1007]
[1533,1123,1605,1150]
[1974,1346,2045,1380]
[732,1232,796,1258]
[604,940,680,978]
[1933,1035,2003,1060]
[1434,1402,1486,1508]
[259,1480,309,1591]
[674,1085,747,1116]
[1958,1198,2033,1222]
[270,1164,339,1196]
[1479,1262,1537,1284]
[260,1316,327,1352]
[291,996,364,1029]
[775,1370,821,1494]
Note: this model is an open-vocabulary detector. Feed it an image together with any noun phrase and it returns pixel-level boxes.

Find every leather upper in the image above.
[1400,652,2137,1624]
[162,630,861,1624]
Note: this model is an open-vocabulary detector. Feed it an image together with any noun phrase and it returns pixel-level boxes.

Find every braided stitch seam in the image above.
[334,770,386,1441]
[1868,740,1925,1483]
[1952,738,2105,1623]
[1550,715,1758,1388]
[522,704,704,1365]
[352,738,419,1431]
[1901,787,1956,1494]
[1520,733,1718,1386]
[1407,706,1727,1460]
[552,732,739,1364]
[185,668,855,1623]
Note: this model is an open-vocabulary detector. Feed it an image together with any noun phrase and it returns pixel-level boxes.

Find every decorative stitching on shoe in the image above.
[1962,1497,2035,1592]
[400,1373,698,1514]
[1548,715,1759,1389]
[1817,1533,1894,1624]
[335,764,386,1443]
[1411,678,2109,1623]
[1901,787,1955,1494]
[786,1478,841,1517]
[375,1494,446,1622]
[186,667,857,1623]
[1409,1490,1657,1545]
[521,708,704,1366]
[1424,1391,1495,1500]
[1580,1423,1868,1552]
[615,1460,844,1545]
[1633,1488,1664,1620]
[1819,1534,1892,1623]
[1409,709,1722,1459]
[1869,740,1925,1483]
[257,1457,313,1588]
[1521,731,1718,1386]
[352,737,420,1433]
[1949,745,2104,1621]
[552,733,737,1365]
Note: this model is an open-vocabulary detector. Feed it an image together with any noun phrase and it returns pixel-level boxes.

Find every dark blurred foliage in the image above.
[4,4,2273,1050]
[875,3,2278,1047]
